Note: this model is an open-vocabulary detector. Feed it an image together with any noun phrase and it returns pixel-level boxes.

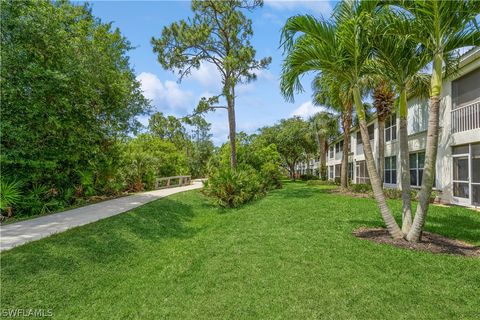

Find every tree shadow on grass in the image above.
[0,198,199,278]
[426,212,480,245]
[274,186,325,199]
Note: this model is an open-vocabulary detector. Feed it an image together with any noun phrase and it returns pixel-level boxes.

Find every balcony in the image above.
[451,100,480,133]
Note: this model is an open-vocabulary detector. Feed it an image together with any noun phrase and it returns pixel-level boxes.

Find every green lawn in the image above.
[1,182,479,319]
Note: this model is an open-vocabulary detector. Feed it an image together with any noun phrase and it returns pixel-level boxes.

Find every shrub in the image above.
[350,183,372,193]
[0,179,22,217]
[203,166,264,208]
[300,174,319,181]
[383,188,403,199]
[260,162,283,190]
[306,180,336,186]
[384,188,420,201]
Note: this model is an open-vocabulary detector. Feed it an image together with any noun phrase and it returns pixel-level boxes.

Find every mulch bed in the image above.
[353,227,480,257]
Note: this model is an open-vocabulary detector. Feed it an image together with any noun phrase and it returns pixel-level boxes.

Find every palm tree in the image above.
[390,0,480,241]
[371,79,395,184]
[280,0,404,239]
[312,74,352,187]
[309,111,340,180]
[369,23,430,234]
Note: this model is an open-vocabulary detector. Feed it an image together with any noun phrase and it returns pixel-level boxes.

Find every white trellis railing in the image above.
[451,100,480,133]
[154,175,191,189]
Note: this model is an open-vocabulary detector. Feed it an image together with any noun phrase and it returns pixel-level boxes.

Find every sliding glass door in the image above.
[452,143,480,206]
[472,144,480,206]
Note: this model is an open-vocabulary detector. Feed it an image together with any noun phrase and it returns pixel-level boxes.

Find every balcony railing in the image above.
[451,101,480,133]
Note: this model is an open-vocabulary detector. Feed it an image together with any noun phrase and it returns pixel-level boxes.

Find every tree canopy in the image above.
[151,0,271,168]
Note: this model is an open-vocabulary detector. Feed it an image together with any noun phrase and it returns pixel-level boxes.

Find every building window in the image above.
[452,67,480,109]
[329,166,334,180]
[356,131,362,145]
[384,156,397,184]
[335,140,343,154]
[335,164,341,178]
[410,152,425,187]
[368,124,374,141]
[356,125,374,144]
[452,145,470,199]
[385,114,397,142]
[348,162,353,181]
[472,144,480,206]
[329,145,334,159]
[356,161,370,184]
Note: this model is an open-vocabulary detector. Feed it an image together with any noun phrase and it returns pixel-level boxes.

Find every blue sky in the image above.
[83,1,337,144]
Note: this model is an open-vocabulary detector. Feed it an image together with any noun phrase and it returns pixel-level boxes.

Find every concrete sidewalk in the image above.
[0,181,203,252]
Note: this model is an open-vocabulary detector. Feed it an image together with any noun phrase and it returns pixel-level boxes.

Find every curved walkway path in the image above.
[0,181,204,252]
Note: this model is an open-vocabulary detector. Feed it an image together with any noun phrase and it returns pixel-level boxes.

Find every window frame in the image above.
[355,160,370,184]
[334,164,341,178]
[356,131,362,145]
[385,114,397,142]
[384,156,397,185]
[368,124,374,141]
[328,165,334,180]
[409,151,425,187]
[452,145,471,200]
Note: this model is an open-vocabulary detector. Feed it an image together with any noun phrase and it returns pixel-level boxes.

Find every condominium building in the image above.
[305,47,480,208]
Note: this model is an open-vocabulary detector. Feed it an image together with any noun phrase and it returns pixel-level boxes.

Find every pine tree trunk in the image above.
[354,87,403,239]
[377,119,385,183]
[406,54,443,242]
[399,90,412,234]
[227,87,237,169]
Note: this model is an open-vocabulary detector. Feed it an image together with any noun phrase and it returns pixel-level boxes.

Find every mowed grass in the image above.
[1,182,479,319]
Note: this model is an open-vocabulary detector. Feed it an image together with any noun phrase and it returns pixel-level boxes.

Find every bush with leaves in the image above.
[350,183,373,194]
[300,174,319,181]
[1,1,149,217]
[203,133,283,208]
[213,133,283,190]
[121,134,188,191]
[203,166,264,208]
[0,179,22,217]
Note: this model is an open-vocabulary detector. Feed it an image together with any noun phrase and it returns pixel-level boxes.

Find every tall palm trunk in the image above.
[340,105,352,188]
[406,54,443,242]
[377,118,385,183]
[399,89,412,234]
[318,135,326,179]
[354,87,403,239]
[227,85,237,168]
[373,81,394,183]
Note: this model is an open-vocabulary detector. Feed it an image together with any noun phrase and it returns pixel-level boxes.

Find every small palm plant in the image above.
[0,179,22,218]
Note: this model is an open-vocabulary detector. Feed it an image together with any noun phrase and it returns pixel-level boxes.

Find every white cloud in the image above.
[255,69,276,82]
[237,82,256,94]
[261,12,283,26]
[291,100,325,119]
[199,91,216,99]
[187,62,222,90]
[137,72,193,114]
[265,0,333,17]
